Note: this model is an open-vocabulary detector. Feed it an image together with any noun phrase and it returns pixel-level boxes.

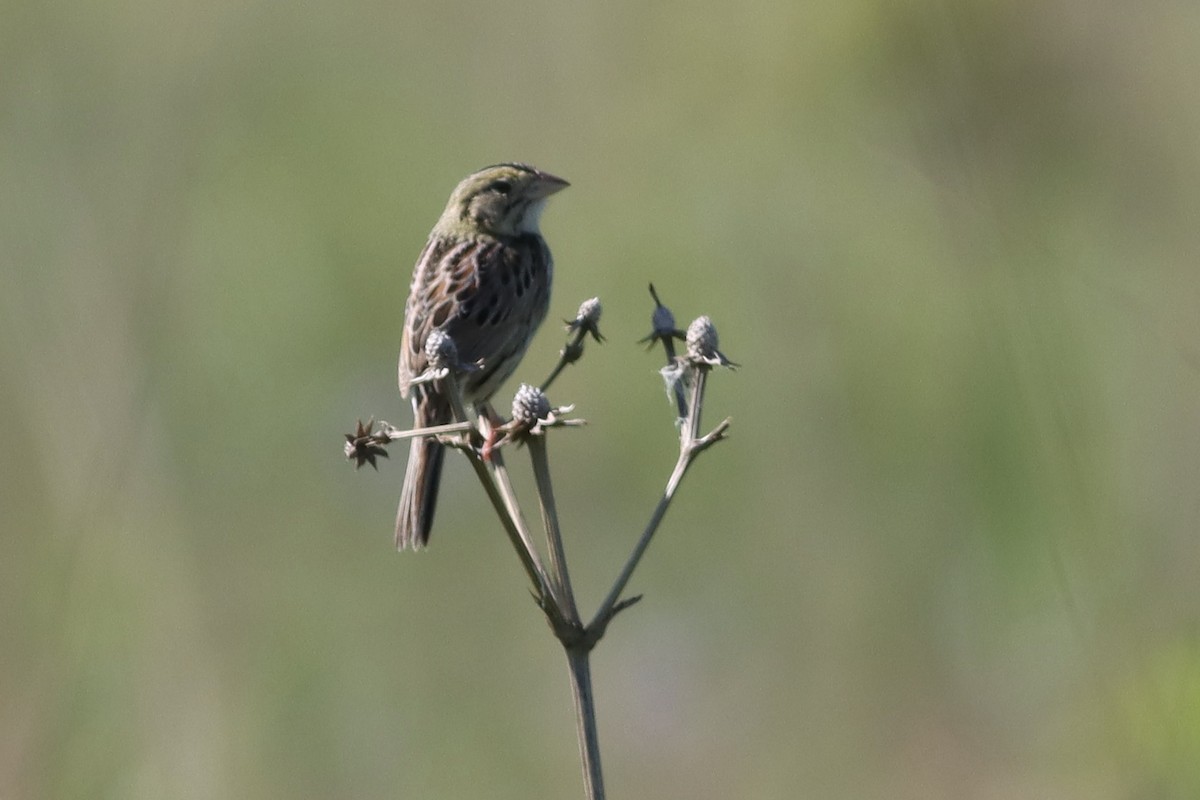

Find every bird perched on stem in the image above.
[396,163,569,549]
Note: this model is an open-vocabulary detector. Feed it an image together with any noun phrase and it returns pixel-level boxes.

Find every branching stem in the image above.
[593,367,731,629]
[348,291,732,800]
[466,450,554,605]
[529,437,579,622]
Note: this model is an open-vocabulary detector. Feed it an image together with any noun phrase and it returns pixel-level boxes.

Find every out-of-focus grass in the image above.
[3,0,1200,797]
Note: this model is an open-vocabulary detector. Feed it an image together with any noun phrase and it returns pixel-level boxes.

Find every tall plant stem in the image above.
[565,648,605,800]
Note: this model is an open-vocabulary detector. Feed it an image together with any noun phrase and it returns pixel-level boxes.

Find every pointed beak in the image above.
[531,171,570,198]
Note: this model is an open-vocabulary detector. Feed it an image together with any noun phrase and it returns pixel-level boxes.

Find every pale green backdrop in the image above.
[3,0,1199,797]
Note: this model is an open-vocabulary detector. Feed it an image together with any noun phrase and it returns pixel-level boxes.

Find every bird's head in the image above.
[436,163,569,238]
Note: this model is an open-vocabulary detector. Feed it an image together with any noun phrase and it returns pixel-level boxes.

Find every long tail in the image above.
[395,403,445,550]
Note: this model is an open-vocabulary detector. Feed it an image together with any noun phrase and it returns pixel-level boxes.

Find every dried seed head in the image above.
[639,284,685,351]
[651,304,676,337]
[682,315,738,368]
[686,316,719,361]
[577,297,602,326]
[424,329,459,370]
[344,418,391,470]
[511,383,552,428]
[497,387,583,446]
[564,296,605,346]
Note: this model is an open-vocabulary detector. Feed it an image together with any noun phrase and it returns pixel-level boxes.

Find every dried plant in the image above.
[345,285,735,799]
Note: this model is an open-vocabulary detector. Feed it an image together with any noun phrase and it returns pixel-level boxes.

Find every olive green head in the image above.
[435,163,569,238]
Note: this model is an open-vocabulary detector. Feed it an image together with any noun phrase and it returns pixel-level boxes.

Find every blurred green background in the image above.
[3,0,1200,797]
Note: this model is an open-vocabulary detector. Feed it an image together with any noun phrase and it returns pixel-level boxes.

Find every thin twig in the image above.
[529,437,580,622]
[544,298,604,392]
[542,328,587,392]
[382,420,474,441]
[465,450,554,604]
[590,453,683,631]
[441,375,556,602]
[684,366,706,441]
[592,365,730,630]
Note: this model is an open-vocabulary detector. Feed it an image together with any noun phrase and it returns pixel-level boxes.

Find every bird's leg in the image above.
[476,402,505,462]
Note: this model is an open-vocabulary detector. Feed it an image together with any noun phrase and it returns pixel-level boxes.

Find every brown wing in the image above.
[398,236,481,396]
[399,233,552,403]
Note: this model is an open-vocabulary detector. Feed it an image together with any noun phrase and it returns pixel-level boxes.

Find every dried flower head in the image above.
[344,418,391,470]
[684,315,737,368]
[512,383,553,428]
[409,329,480,386]
[494,384,584,445]
[424,329,459,369]
[639,283,685,351]
[651,304,676,338]
[566,297,605,343]
[577,297,602,327]
[686,316,717,360]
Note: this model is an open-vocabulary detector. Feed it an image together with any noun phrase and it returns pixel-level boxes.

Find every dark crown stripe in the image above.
[480,162,536,174]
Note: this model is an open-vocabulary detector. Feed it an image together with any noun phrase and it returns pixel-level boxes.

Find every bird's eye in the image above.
[489,180,513,195]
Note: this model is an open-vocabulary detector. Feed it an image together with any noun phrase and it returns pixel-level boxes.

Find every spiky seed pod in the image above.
[576,297,602,327]
[563,296,605,348]
[512,383,552,429]
[423,329,459,370]
[652,304,676,338]
[686,316,718,362]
